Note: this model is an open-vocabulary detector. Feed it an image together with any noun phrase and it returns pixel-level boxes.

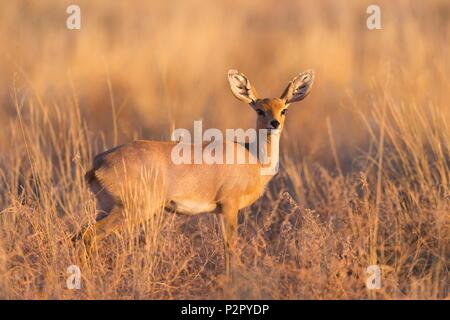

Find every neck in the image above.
[257,129,281,176]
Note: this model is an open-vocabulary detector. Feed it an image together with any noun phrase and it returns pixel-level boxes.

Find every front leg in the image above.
[219,200,239,279]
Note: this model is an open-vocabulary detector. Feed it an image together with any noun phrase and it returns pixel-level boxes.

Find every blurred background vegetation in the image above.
[0,0,447,167]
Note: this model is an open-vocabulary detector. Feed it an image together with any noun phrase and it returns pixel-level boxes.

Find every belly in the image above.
[168,200,217,215]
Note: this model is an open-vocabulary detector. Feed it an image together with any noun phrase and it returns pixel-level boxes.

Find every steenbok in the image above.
[76,69,314,276]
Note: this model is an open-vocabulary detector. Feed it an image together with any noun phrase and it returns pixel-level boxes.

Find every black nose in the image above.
[270,120,280,128]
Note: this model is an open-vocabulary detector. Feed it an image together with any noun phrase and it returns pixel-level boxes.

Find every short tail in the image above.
[84,168,96,184]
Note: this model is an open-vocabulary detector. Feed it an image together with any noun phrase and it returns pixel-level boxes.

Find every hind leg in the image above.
[73,204,124,267]
[93,205,125,238]
[73,177,122,245]
[85,184,124,241]
[81,205,125,248]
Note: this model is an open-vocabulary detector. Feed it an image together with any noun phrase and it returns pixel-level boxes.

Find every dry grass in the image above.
[0,0,448,299]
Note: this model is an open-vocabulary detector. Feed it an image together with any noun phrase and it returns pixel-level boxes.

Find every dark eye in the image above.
[281,109,288,116]
[256,109,265,117]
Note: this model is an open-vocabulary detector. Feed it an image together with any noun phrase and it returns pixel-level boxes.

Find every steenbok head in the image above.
[227,69,315,132]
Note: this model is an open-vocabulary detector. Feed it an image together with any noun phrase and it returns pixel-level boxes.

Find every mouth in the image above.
[266,127,281,134]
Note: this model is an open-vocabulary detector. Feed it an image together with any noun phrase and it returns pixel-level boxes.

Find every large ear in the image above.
[227,69,258,106]
[280,70,314,104]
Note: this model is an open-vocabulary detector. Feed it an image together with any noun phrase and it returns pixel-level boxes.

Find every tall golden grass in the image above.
[0,0,448,299]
